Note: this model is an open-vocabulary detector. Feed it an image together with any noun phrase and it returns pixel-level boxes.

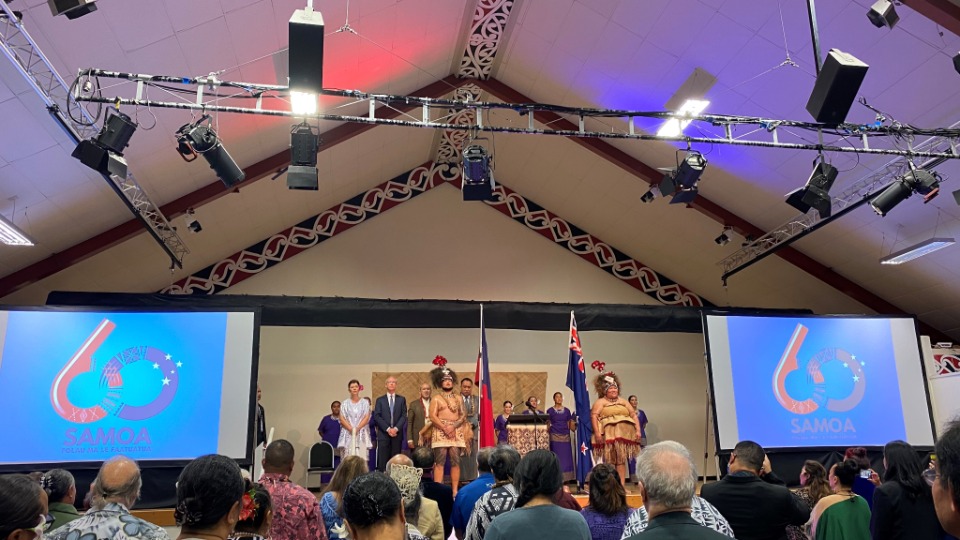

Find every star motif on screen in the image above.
[152,362,159,369]
[853,375,860,382]
[176,361,183,368]
[170,370,175,374]
[843,362,848,367]
[162,377,171,386]
[861,361,865,366]
[851,355,856,360]
[165,354,172,360]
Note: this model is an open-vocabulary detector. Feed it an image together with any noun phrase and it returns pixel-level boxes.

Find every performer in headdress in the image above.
[427,356,468,496]
[590,370,641,486]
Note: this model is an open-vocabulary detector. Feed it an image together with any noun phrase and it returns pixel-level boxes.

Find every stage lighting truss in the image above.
[0,2,187,268]
[719,121,960,283]
[68,68,960,163]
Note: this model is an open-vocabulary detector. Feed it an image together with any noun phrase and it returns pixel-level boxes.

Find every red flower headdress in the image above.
[430,355,456,388]
[239,486,258,521]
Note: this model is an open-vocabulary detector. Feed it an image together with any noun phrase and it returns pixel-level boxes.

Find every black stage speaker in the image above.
[288,8,325,92]
[806,49,868,124]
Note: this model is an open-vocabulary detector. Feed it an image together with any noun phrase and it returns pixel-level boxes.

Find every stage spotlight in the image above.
[867,0,899,29]
[289,5,324,96]
[71,111,136,178]
[290,91,317,116]
[462,144,496,201]
[667,151,707,205]
[785,161,838,219]
[47,0,96,19]
[175,115,245,188]
[288,122,319,190]
[640,188,657,203]
[870,168,941,217]
[715,228,731,246]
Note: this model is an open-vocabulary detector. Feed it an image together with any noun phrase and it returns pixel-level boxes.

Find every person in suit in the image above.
[460,378,480,482]
[374,376,407,471]
[699,440,810,540]
[408,383,432,451]
[626,441,729,540]
[256,384,267,447]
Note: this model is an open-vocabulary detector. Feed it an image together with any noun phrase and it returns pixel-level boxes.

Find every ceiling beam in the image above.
[473,77,949,341]
[0,76,468,299]
[902,0,960,38]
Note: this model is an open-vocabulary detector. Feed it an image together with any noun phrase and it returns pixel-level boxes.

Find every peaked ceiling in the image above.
[1,0,960,340]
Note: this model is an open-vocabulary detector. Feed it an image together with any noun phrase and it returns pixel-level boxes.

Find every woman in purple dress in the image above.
[579,464,630,540]
[626,395,648,484]
[318,400,343,483]
[548,392,575,482]
[494,401,512,444]
[520,396,545,415]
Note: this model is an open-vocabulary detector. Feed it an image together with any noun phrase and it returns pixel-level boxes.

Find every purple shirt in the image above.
[318,414,341,446]
[637,409,648,438]
[495,414,509,443]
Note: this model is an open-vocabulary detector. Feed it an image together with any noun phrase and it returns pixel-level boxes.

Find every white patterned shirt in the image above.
[620,496,734,539]
[464,483,518,540]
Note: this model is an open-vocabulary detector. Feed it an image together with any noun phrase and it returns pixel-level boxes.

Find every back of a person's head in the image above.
[263,439,295,471]
[92,456,141,509]
[513,449,562,508]
[0,474,45,540]
[936,419,960,523]
[477,447,493,473]
[588,463,627,516]
[883,440,926,498]
[324,455,369,498]
[833,459,860,488]
[489,445,521,482]
[637,441,698,510]
[411,446,434,470]
[802,460,832,503]
[234,480,272,535]
[387,463,423,524]
[844,447,871,470]
[342,472,403,534]
[42,469,75,504]
[175,454,245,530]
[732,440,765,472]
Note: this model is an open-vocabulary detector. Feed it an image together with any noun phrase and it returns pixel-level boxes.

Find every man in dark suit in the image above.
[413,446,454,539]
[374,376,407,471]
[460,378,480,482]
[699,440,809,540]
[627,441,729,540]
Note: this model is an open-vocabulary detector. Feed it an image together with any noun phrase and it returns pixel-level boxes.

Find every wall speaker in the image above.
[806,49,869,124]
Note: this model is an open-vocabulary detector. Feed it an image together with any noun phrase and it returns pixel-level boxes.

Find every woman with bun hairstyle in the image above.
[810,459,871,540]
[174,454,246,540]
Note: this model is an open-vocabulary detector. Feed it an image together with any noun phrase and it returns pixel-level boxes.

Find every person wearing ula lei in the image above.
[590,372,641,486]
[337,380,373,458]
[428,358,468,497]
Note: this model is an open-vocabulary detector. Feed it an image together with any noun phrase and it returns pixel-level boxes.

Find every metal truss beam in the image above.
[719,123,960,282]
[75,69,960,162]
[0,6,187,268]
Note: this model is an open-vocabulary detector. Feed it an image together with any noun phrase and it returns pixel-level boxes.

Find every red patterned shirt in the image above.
[260,472,328,540]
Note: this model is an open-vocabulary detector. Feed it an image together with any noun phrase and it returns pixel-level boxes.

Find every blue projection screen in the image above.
[704,314,936,450]
[0,309,258,466]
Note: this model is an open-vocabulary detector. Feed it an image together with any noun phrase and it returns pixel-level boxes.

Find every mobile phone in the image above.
[860,470,872,479]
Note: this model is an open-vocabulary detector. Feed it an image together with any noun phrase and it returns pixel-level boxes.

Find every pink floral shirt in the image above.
[260,472,328,540]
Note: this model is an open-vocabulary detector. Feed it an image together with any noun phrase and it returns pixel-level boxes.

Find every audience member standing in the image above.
[317,401,342,483]
[931,419,960,536]
[787,461,833,540]
[484,449,590,540]
[620,495,734,538]
[413,446,454,540]
[810,460,871,540]
[174,454,245,540]
[47,456,168,540]
[845,447,880,509]
[871,440,944,539]
[259,440,328,540]
[700,440,809,540]
[386,454,440,540]
[548,392,576,482]
[342,472,421,540]
[408,383,433,450]
[627,441,729,540]
[229,481,273,540]
[460,378,480,483]
[319,456,368,539]
[375,376,408,471]
[580,464,630,540]
[337,380,372,459]
[452,447,496,539]
[0,474,49,540]
[494,402,512,444]
[464,445,522,540]
[42,469,82,532]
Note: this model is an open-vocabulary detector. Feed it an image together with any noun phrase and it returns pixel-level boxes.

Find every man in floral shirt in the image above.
[260,439,328,540]
[47,456,168,540]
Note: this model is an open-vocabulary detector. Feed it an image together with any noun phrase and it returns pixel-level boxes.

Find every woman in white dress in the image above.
[337,379,372,458]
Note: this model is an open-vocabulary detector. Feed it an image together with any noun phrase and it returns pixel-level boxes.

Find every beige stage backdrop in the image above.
[371,371,548,415]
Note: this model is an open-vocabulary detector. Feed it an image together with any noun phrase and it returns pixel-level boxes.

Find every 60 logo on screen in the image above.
[772,324,866,414]
[50,319,181,424]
